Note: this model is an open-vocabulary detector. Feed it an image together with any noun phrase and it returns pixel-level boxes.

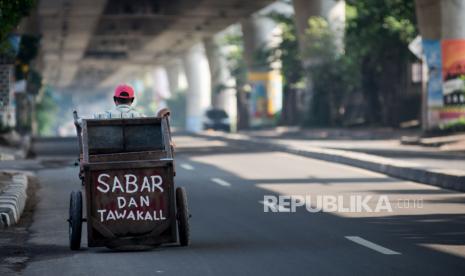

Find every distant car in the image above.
[203,108,231,132]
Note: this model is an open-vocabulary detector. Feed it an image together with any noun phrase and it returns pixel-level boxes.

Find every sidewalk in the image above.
[197,127,465,192]
[243,127,465,172]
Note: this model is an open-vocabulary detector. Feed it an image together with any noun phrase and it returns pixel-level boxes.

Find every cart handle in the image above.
[73,110,84,157]
[73,110,79,127]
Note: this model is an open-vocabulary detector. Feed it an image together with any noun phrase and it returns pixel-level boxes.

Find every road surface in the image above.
[18,134,465,275]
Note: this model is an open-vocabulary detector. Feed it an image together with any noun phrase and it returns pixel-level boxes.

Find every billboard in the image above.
[441,40,465,125]
[422,39,465,128]
[247,71,282,127]
[423,40,443,107]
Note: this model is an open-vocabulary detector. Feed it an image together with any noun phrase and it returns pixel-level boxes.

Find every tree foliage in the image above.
[268,13,303,92]
[15,34,40,80]
[222,0,418,128]
[0,0,36,53]
[286,0,417,127]
[220,28,251,129]
[304,17,360,126]
[345,0,417,126]
[221,31,246,84]
[265,12,304,125]
[36,86,58,136]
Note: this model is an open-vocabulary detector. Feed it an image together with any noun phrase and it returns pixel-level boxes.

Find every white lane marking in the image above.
[258,200,290,212]
[180,163,194,170]
[211,178,231,187]
[345,236,401,255]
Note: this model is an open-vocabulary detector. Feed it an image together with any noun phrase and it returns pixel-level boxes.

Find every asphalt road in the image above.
[20,134,465,275]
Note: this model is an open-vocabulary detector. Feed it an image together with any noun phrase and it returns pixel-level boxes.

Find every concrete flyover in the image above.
[28,0,349,132]
[35,0,275,91]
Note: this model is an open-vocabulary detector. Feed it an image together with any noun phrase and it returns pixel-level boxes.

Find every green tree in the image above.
[345,0,417,126]
[0,0,36,53]
[166,92,186,128]
[267,12,304,125]
[303,17,360,126]
[36,86,58,136]
[221,30,250,129]
[296,0,417,127]
[15,34,40,80]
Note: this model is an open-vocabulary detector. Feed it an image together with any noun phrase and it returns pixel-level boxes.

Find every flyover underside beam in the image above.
[39,0,107,87]
[78,0,274,90]
[37,0,278,92]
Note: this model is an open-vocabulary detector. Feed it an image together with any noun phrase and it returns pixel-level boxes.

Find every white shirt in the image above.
[93,104,144,119]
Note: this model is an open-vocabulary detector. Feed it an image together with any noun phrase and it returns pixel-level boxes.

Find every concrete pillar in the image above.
[241,17,274,129]
[415,0,465,131]
[441,0,465,39]
[292,0,345,123]
[203,35,237,130]
[415,0,441,40]
[293,0,345,56]
[165,60,183,96]
[241,16,275,71]
[152,66,170,110]
[204,36,225,109]
[182,42,211,132]
[241,16,282,128]
[164,60,187,128]
[414,0,441,131]
[440,0,465,125]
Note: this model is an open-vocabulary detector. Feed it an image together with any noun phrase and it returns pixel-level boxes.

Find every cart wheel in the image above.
[176,187,190,246]
[69,191,82,250]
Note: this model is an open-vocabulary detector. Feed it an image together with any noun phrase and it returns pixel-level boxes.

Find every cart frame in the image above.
[70,112,189,250]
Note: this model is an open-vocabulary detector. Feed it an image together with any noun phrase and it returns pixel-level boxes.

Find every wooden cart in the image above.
[70,111,190,250]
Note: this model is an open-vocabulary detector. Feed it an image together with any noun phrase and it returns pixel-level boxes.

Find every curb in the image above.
[0,135,31,160]
[195,132,465,192]
[19,134,32,159]
[0,173,29,228]
[401,134,465,148]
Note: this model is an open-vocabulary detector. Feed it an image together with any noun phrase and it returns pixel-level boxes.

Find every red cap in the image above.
[114,84,135,99]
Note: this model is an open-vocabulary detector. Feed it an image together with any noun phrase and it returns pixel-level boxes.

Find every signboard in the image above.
[91,166,171,236]
[422,39,465,128]
[423,40,443,107]
[441,40,465,124]
[409,35,423,60]
[247,70,282,127]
